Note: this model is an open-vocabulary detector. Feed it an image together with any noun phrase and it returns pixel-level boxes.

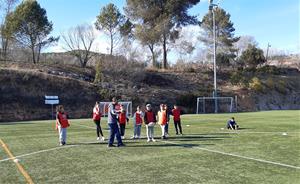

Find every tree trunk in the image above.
[110,33,113,55]
[83,53,89,68]
[162,33,167,69]
[148,44,156,68]
[37,45,42,63]
[31,46,36,64]
[80,59,85,67]
[3,39,9,61]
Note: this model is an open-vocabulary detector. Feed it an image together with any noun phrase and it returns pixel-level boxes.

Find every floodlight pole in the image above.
[266,43,271,61]
[51,104,54,120]
[210,0,218,113]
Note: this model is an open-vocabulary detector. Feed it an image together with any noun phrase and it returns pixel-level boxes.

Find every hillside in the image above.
[0,60,300,122]
[0,63,100,121]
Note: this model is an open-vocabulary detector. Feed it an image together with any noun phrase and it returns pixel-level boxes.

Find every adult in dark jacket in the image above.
[164,105,172,136]
[107,97,125,147]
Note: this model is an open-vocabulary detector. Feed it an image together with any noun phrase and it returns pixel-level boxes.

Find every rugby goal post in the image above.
[99,101,133,117]
[196,96,237,114]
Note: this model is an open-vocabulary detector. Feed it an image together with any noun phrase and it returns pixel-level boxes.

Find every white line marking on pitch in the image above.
[0,145,78,163]
[220,132,300,134]
[74,121,300,170]
[161,140,300,170]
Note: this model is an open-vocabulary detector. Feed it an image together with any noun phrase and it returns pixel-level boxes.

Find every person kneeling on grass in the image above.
[144,104,157,142]
[56,105,70,146]
[93,101,105,141]
[227,117,239,130]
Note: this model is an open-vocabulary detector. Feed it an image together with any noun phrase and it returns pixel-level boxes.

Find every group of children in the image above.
[55,99,183,146]
[55,98,238,147]
[94,100,183,145]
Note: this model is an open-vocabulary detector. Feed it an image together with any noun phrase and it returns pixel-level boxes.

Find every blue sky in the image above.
[36,0,299,55]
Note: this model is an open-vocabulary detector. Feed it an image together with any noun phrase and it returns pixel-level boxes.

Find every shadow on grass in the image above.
[187,133,237,136]
[67,142,203,148]
[166,135,230,140]
[69,135,223,148]
[237,127,253,130]
[125,143,214,148]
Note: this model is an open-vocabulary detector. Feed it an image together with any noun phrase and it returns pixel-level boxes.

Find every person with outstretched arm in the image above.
[107,97,125,147]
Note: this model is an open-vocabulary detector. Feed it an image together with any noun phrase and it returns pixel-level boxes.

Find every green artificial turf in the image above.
[0,110,299,184]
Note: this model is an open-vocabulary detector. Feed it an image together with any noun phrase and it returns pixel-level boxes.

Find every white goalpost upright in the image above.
[99,101,133,117]
[196,96,237,114]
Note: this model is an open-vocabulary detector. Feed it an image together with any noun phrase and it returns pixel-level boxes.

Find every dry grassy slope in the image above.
[101,67,300,113]
[0,63,100,122]
[0,62,300,121]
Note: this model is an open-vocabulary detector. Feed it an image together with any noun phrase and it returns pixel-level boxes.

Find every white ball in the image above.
[13,159,19,163]
[282,133,287,136]
[186,125,190,127]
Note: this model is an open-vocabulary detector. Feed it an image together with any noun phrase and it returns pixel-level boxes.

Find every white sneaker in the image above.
[121,136,125,139]
[101,137,105,141]
[97,137,100,140]
[147,139,151,142]
[152,138,156,142]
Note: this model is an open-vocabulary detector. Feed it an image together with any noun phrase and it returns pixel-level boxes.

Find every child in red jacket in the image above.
[93,101,105,141]
[158,104,167,139]
[172,105,183,135]
[118,105,129,139]
[132,106,144,139]
[144,104,156,142]
[56,105,70,146]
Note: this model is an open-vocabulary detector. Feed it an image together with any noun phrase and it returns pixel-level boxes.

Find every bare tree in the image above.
[234,35,258,57]
[61,24,96,68]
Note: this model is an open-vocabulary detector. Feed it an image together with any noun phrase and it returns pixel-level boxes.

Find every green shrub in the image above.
[249,77,264,92]
[230,72,241,85]
[98,88,110,99]
[276,80,287,94]
[230,71,250,87]
[257,65,280,75]
[94,61,103,84]
[240,45,266,68]
[265,77,275,89]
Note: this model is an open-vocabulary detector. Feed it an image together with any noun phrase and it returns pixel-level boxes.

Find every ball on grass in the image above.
[13,159,19,163]
[282,132,287,136]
